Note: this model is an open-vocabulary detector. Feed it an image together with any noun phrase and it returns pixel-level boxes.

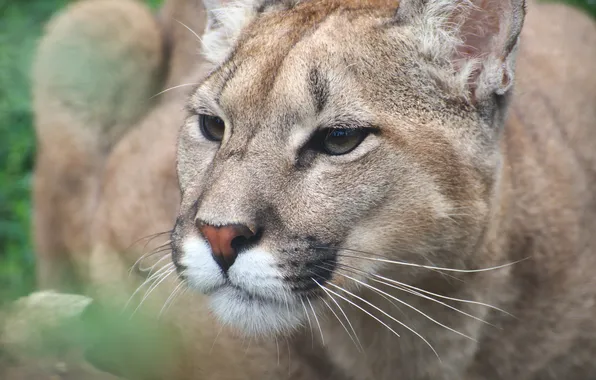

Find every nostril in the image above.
[230,235,249,252]
[231,227,262,253]
[197,222,261,272]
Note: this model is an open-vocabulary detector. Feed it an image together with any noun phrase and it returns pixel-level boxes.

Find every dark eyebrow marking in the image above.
[215,59,240,104]
[308,66,329,114]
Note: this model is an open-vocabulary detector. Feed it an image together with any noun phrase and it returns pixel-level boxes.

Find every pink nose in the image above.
[199,223,255,272]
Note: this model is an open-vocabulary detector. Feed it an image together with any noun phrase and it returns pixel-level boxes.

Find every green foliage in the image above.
[556,0,596,14]
[0,0,594,306]
[0,0,73,304]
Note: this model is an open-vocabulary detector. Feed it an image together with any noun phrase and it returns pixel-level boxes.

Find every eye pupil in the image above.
[199,114,225,142]
[321,128,368,155]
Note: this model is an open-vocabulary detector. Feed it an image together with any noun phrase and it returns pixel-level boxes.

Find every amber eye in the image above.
[199,114,225,142]
[320,128,369,156]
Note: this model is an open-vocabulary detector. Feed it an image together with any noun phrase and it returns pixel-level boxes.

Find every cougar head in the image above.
[171,0,526,336]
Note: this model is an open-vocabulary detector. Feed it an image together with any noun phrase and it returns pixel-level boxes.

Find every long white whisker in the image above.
[282,288,290,316]
[316,263,408,319]
[128,241,171,275]
[131,266,176,317]
[126,232,171,253]
[373,272,513,318]
[140,263,175,299]
[328,263,497,326]
[242,335,253,358]
[338,253,527,273]
[165,286,188,316]
[307,297,325,346]
[175,19,204,44]
[335,272,477,343]
[150,83,200,99]
[321,280,441,360]
[210,325,224,355]
[318,283,363,352]
[275,336,280,367]
[140,238,171,254]
[312,279,403,343]
[300,297,314,347]
[159,280,186,318]
[123,262,174,311]
[285,336,292,377]
[139,254,171,275]
[319,296,360,351]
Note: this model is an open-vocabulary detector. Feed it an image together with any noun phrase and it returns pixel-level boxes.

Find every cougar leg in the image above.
[32,0,166,290]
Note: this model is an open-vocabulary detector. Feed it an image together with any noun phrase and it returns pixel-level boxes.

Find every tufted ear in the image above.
[200,0,261,64]
[397,0,527,103]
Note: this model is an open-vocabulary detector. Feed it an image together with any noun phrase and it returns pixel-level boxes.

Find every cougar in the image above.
[32,0,596,379]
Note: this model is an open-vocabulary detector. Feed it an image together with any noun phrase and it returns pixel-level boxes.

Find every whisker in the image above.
[300,297,314,347]
[282,288,291,316]
[158,280,186,318]
[316,246,461,282]
[327,263,496,327]
[312,278,403,343]
[150,83,201,99]
[285,336,292,378]
[125,231,171,253]
[138,253,172,274]
[275,336,280,367]
[325,258,513,317]
[242,335,253,358]
[317,283,363,352]
[142,241,172,251]
[334,272,477,343]
[140,263,175,296]
[319,279,441,360]
[175,19,204,44]
[210,325,224,356]
[167,286,188,316]
[316,263,408,319]
[129,240,172,275]
[319,296,361,351]
[139,236,171,252]
[373,272,513,318]
[336,252,528,273]
[123,262,175,311]
[131,265,176,317]
[307,297,325,346]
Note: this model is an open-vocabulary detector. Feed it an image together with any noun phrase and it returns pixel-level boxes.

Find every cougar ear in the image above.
[201,0,260,64]
[398,0,527,103]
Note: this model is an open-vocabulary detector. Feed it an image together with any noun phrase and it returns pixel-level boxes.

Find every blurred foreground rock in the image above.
[0,291,119,380]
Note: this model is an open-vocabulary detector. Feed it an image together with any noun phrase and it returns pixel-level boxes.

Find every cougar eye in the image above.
[199,114,225,142]
[320,128,369,155]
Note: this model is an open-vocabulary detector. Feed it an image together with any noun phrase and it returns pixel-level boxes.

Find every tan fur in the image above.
[32,0,596,379]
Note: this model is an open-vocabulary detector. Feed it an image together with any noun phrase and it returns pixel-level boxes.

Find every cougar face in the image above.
[171,0,511,336]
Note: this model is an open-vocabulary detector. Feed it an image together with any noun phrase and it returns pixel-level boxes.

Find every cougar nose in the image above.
[198,223,255,272]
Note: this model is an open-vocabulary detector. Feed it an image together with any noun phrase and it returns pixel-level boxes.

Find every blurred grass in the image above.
[0,0,594,306]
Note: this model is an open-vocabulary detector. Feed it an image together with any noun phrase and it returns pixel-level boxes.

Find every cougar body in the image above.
[32,0,596,379]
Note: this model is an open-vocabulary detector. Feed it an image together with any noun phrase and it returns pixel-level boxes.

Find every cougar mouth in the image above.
[172,234,346,335]
[209,285,306,336]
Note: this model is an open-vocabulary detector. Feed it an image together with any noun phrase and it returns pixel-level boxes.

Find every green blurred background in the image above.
[0,0,594,305]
